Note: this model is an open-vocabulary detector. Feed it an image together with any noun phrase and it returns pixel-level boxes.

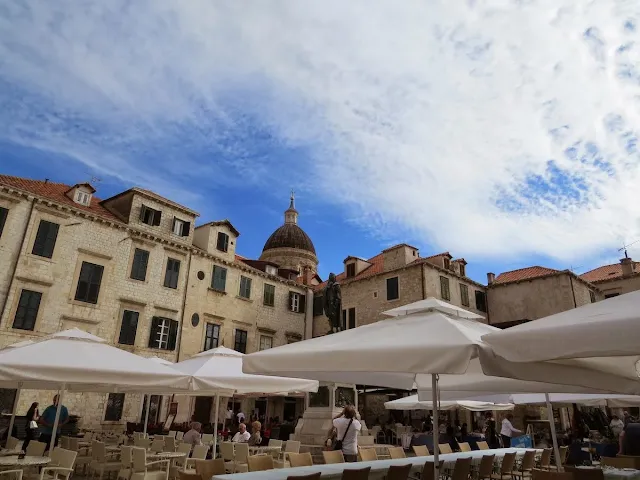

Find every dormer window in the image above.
[216,232,229,252]
[140,204,161,226]
[172,217,191,237]
[265,265,278,276]
[443,257,451,270]
[75,190,91,206]
[346,263,356,278]
[459,264,466,277]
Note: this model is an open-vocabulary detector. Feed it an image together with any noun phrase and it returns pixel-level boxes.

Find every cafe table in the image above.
[0,456,51,470]
[212,447,540,480]
[577,466,640,480]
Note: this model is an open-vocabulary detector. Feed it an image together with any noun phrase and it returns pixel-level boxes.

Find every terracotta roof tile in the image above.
[580,262,639,283]
[315,253,384,291]
[493,266,560,285]
[0,175,120,222]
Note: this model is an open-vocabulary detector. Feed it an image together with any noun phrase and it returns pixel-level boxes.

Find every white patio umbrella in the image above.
[483,290,640,364]
[173,346,319,459]
[0,328,191,452]
[453,392,640,407]
[385,395,514,412]
[243,300,634,476]
[147,356,174,366]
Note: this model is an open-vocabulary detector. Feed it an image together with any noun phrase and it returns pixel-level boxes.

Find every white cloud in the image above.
[1,0,639,262]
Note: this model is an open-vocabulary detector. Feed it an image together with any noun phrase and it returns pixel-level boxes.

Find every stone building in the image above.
[312,245,488,336]
[486,266,603,328]
[0,175,315,430]
[580,256,640,298]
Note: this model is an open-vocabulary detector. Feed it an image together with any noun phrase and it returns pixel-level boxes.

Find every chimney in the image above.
[621,257,634,278]
[487,272,495,285]
[302,265,313,286]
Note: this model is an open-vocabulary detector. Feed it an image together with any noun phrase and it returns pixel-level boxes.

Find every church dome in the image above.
[263,223,316,254]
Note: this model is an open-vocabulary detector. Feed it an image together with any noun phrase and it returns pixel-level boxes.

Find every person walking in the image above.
[332,405,362,462]
[22,402,39,451]
[500,413,522,448]
[39,395,69,451]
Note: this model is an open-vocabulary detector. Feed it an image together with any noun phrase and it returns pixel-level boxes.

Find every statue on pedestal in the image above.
[323,273,342,334]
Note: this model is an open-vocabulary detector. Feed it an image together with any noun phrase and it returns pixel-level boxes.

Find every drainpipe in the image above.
[420,264,426,300]
[172,249,192,410]
[569,274,577,308]
[0,197,36,324]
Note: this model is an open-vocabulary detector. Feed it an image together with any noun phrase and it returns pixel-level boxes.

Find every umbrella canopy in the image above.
[172,346,319,394]
[0,328,191,392]
[483,290,640,362]
[385,395,514,412]
[148,356,174,366]
[243,304,639,394]
[382,297,484,319]
[453,392,640,407]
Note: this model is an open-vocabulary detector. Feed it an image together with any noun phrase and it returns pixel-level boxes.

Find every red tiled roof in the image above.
[492,266,560,285]
[315,253,384,291]
[580,261,639,283]
[0,175,120,222]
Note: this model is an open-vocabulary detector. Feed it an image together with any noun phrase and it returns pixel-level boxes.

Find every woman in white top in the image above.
[500,414,522,448]
[332,405,362,462]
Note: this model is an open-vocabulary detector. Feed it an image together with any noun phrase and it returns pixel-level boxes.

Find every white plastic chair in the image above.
[130,448,169,480]
[118,446,134,480]
[39,447,77,480]
[201,434,213,445]
[89,441,120,480]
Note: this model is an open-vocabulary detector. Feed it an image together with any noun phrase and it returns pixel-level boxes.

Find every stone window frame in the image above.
[263,283,276,307]
[440,275,451,301]
[203,322,220,351]
[7,281,49,333]
[103,392,126,423]
[259,334,273,351]
[68,251,110,309]
[117,308,141,346]
[0,205,9,239]
[26,209,68,263]
[460,283,470,307]
[386,276,400,301]
[163,256,181,289]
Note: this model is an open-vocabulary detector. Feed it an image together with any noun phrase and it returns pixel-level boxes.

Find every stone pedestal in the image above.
[291,383,367,462]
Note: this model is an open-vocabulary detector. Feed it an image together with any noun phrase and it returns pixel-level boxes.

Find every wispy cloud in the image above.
[1,0,639,262]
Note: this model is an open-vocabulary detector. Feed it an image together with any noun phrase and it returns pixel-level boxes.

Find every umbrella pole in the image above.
[432,374,440,480]
[143,395,151,436]
[212,394,220,459]
[6,383,22,448]
[49,386,65,455]
[545,393,562,470]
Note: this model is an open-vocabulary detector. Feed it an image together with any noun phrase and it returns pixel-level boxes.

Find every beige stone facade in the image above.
[312,245,488,336]
[0,175,312,430]
[486,268,603,328]
[580,257,640,299]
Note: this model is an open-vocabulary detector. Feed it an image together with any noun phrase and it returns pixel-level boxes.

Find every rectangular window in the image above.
[234,329,248,353]
[0,206,8,239]
[12,289,42,331]
[263,284,275,306]
[386,277,399,301]
[313,295,324,316]
[130,248,150,281]
[140,205,161,226]
[348,307,356,329]
[104,393,125,421]
[118,310,139,345]
[605,293,620,299]
[204,323,220,351]
[590,290,596,303]
[239,276,252,299]
[460,264,466,277]
[440,276,451,301]
[148,317,179,350]
[211,265,227,292]
[172,217,191,237]
[259,335,273,351]
[289,291,306,313]
[216,232,229,252]
[443,257,451,270]
[75,262,104,304]
[163,258,181,289]
[460,284,470,307]
[346,263,356,278]
[32,220,59,258]
[475,290,487,312]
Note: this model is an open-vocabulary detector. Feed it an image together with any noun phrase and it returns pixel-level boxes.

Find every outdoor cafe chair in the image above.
[387,464,413,480]
[130,447,169,480]
[413,446,430,457]
[322,450,345,464]
[420,460,444,480]
[458,443,472,452]
[286,474,321,480]
[491,452,517,480]
[247,454,274,472]
[475,454,495,480]
[358,447,378,462]
[185,445,208,471]
[388,447,406,459]
[476,442,490,451]
[194,459,225,479]
[439,444,453,455]
[537,449,552,471]
[341,466,371,480]
[288,452,314,467]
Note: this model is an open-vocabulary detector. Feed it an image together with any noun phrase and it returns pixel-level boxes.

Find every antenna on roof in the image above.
[90,176,102,184]
[618,239,639,259]
[568,264,583,273]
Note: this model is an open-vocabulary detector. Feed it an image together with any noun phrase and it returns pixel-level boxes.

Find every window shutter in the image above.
[172,217,177,233]
[299,293,306,314]
[223,234,229,251]
[342,310,347,330]
[182,221,191,236]
[152,210,162,226]
[88,264,104,303]
[167,320,179,351]
[148,317,161,348]
[288,291,294,311]
[0,207,8,238]
[140,205,148,222]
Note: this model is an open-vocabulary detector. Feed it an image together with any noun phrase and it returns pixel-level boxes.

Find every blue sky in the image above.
[1,0,640,284]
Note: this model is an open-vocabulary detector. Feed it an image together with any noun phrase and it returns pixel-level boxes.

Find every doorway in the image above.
[193,397,213,424]
[283,397,297,423]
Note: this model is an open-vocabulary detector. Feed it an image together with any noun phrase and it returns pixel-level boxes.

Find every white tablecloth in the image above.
[212,447,539,480]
